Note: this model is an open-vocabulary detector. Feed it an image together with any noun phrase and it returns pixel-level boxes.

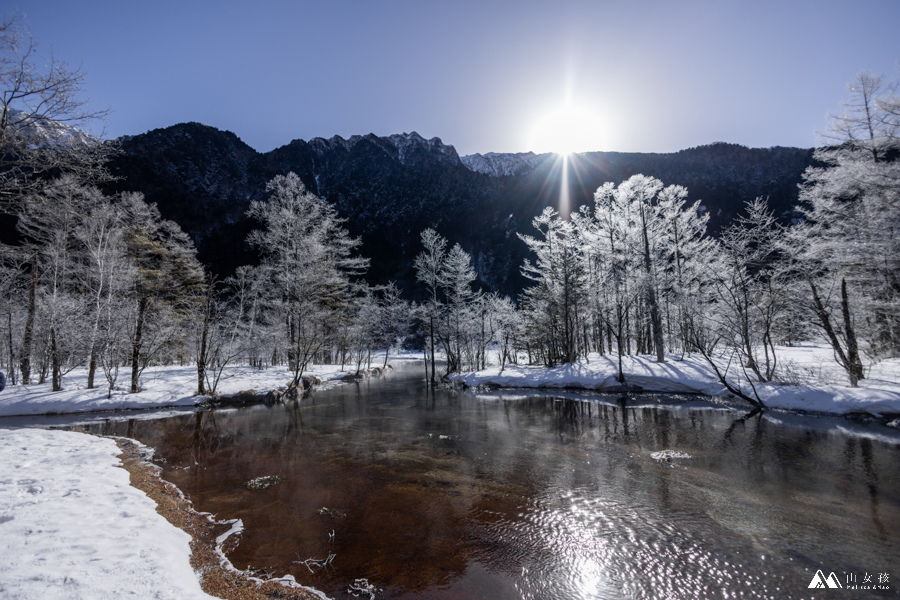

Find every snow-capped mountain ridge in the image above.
[303,131,461,167]
[3,107,95,148]
[461,151,548,176]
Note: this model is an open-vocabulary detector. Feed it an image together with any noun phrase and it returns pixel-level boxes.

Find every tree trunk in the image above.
[429,314,436,385]
[50,327,61,392]
[809,279,865,387]
[640,203,665,362]
[840,278,865,386]
[197,324,208,395]
[87,350,97,389]
[616,307,626,384]
[130,296,147,393]
[7,311,15,385]
[19,265,37,385]
[197,283,212,395]
[739,283,764,381]
[86,313,102,389]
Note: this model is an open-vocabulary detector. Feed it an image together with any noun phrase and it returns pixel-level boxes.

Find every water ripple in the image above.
[469,491,795,599]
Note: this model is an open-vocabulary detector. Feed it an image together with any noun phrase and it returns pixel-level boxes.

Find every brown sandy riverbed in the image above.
[113,436,326,600]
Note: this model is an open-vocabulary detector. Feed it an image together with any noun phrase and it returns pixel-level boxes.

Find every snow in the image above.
[5,107,95,149]
[0,363,360,418]
[461,151,545,176]
[449,344,900,416]
[0,348,895,599]
[0,347,895,420]
[0,427,216,600]
[0,359,401,597]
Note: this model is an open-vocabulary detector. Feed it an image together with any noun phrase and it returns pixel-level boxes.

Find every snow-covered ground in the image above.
[450,344,900,417]
[0,346,896,420]
[0,360,402,418]
[0,347,896,599]
[0,427,217,600]
[0,358,420,600]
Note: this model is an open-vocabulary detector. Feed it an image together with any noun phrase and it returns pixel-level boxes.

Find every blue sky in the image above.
[8,0,900,155]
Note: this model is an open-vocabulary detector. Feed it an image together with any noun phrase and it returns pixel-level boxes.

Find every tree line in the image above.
[0,171,418,396]
[411,71,900,399]
[1,11,896,398]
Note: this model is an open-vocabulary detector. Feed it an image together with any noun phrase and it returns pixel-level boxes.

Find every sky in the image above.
[7,0,900,155]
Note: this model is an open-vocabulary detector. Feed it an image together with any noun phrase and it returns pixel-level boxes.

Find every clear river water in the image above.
[82,364,899,599]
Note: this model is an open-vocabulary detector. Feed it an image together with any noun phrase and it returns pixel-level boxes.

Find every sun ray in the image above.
[529,104,605,155]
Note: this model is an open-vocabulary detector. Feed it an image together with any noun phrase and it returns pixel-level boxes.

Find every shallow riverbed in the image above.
[86,365,900,599]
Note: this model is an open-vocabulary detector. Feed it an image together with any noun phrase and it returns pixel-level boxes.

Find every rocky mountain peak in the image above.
[461,151,546,177]
[300,130,461,168]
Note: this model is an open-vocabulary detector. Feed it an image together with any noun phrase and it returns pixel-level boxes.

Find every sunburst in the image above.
[529,104,604,155]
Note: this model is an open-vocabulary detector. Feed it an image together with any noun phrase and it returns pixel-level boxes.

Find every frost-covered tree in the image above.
[654,184,715,354]
[519,207,588,366]
[246,172,368,386]
[413,230,487,376]
[489,293,522,371]
[193,275,216,395]
[519,175,718,382]
[374,282,409,368]
[707,198,786,383]
[120,193,204,393]
[0,13,111,205]
[585,182,640,377]
[792,71,900,384]
[15,177,84,388]
[621,175,667,362]
[222,265,265,367]
[413,228,448,382]
[72,186,129,389]
[440,242,480,373]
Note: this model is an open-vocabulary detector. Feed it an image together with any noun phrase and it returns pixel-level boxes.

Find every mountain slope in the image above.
[105,125,815,297]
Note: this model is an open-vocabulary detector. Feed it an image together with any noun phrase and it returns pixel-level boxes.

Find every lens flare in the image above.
[529,104,605,155]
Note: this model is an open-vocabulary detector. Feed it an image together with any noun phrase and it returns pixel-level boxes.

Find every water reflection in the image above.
[81,368,900,599]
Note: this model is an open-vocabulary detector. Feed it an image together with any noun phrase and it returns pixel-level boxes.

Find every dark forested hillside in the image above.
[105,123,815,297]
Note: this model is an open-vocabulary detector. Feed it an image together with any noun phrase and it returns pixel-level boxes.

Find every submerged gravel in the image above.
[114,437,326,600]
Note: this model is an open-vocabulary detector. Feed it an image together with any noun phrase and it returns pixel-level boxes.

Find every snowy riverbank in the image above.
[0,347,897,599]
[0,360,410,418]
[0,357,417,600]
[1,346,896,420]
[449,344,900,417]
[0,428,218,600]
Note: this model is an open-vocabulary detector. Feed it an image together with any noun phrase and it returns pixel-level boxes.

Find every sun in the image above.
[529,104,605,155]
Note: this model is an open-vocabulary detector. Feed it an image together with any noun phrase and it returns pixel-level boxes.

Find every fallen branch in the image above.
[294,553,335,573]
[690,334,765,408]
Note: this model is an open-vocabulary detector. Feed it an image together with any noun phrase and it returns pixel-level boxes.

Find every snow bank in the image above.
[450,345,900,417]
[0,427,216,600]
[0,360,409,418]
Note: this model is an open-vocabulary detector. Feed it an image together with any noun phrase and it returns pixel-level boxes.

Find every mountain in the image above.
[4,107,96,148]
[505,145,815,233]
[104,124,816,298]
[107,125,505,292]
[461,152,545,177]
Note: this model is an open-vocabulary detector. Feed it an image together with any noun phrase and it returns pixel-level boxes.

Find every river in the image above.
[84,364,899,599]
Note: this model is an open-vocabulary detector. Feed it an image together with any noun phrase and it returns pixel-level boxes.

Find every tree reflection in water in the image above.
[87,369,900,600]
